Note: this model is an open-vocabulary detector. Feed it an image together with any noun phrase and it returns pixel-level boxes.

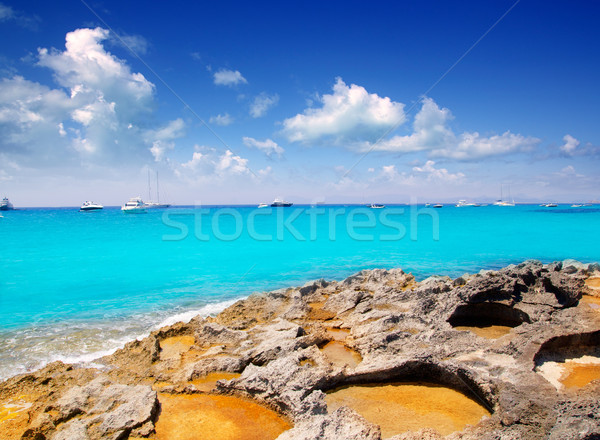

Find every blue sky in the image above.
[0,0,599,205]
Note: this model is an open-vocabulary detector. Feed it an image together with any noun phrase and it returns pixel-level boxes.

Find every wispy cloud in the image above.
[243,136,284,158]
[0,2,39,30]
[209,113,233,126]
[250,92,279,118]
[560,134,579,156]
[213,68,247,87]
[112,33,150,55]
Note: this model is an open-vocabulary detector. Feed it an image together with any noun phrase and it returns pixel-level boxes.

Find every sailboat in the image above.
[145,170,171,209]
[493,184,515,206]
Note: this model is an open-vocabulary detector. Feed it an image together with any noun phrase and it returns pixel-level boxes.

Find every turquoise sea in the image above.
[1,204,599,380]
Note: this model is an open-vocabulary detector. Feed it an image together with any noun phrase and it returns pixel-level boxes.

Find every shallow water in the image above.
[153,393,290,440]
[455,325,513,339]
[1,204,599,379]
[325,382,491,437]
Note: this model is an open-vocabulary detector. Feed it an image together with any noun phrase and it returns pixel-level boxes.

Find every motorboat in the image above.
[80,201,103,211]
[540,203,558,207]
[455,200,481,207]
[121,197,147,213]
[0,197,14,211]
[257,203,269,208]
[270,198,293,207]
[433,204,443,208]
[571,204,584,208]
[368,203,385,209]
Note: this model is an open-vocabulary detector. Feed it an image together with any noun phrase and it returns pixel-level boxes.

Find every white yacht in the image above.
[258,203,269,208]
[0,197,14,211]
[144,170,171,209]
[455,200,481,207]
[368,203,385,209]
[121,197,147,213]
[493,200,515,207]
[494,185,515,206]
[540,203,558,207]
[270,198,293,207]
[80,201,103,211]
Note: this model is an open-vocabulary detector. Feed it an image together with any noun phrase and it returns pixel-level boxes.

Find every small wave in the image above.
[154,298,241,329]
[0,297,243,381]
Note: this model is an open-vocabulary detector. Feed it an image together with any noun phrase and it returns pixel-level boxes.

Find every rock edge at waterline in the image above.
[1,259,600,440]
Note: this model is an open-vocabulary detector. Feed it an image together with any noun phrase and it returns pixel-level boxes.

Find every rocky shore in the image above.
[1,260,600,440]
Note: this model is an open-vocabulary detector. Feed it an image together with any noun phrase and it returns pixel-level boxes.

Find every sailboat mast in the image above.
[148,169,152,202]
[156,171,160,204]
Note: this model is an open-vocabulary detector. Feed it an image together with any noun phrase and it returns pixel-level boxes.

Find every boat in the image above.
[494,200,515,206]
[368,203,385,209]
[433,204,443,208]
[270,198,293,207]
[455,200,481,207]
[493,184,515,206]
[0,197,14,211]
[121,197,147,213]
[144,170,171,209]
[257,203,269,208]
[540,203,558,207]
[79,201,103,211]
[571,204,584,208]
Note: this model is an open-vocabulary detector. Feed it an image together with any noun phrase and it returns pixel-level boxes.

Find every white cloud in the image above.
[282,77,405,143]
[0,2,38,29]
[362,97,539,160]
[433,131,538,160]
[213,69,247,87]
[146,118,185,161]
[216,150,249,174]
[376,164,416,185]
[560,134,579,155]
[114,34,150,55]
[242,136,284,158]
[367,97,454,153]
[0,28,163,168]
[179,147,250,178]
[412,160,465,182]
[250,92,279,118]
[0,3,13,20]
[209,113,233,126]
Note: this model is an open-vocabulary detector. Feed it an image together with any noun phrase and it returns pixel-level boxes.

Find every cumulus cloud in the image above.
[362,97,539,160]
[209,113,233,126]
[560,134,579,155]
[412,160,465,182]
[367,97,454,153]
[213,69,247,87]
[281,77,405,143]
[250,92,279,118]
[0,27,162,168]
[179,146,250,178]
[242,136,284,158]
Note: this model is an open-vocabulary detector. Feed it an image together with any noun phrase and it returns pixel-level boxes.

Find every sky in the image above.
[0,0,599,206]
